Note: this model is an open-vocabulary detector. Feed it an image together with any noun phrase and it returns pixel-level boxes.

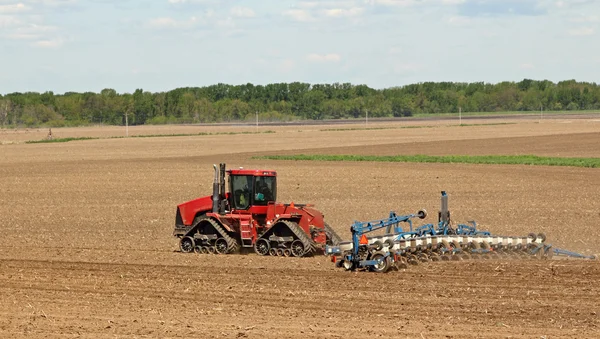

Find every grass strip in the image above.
[254,154,600,168]
[25,137,98,144]
[320,122,515,132]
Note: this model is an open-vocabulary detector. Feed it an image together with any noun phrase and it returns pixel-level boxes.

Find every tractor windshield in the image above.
[231,175,253,210]
[253,176,276,205]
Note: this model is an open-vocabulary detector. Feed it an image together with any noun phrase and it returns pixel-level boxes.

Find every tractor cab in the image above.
[227,168,277,211]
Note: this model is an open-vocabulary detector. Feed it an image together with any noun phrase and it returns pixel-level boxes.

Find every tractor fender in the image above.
[203,213,235,233]
[267,214,301,228]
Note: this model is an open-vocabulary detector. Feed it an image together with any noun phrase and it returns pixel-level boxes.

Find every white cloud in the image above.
[283,9,315,22]
[32,38,63,48]
[553,0,595,9]
[230,6,255,18]
[34,0,77,5]
[366,0,419,7]
[0,3,31,13]
[568,27,594,36]
[0,15,22,27]
[306,53,341,62]
[166,0,221,5]
[284,1,366,22]
[0,3,65,48]
[321,7,363,17]
[148,16,197,29]
[297,1,321,9]
[441,0,465,4]
[6,23,57,39]
[146,15,209,29]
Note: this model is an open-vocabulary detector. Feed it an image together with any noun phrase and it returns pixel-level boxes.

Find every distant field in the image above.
[1,115,600,338]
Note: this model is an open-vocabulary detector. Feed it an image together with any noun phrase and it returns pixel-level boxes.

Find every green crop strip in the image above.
[319,122,515,132]
[253,154,600,168]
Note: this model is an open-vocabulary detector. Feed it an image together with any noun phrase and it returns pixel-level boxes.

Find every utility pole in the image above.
[125,111,129,137]
[365,109,368,127]
[459,106,462,125]
[540,105,543,121]
[255,111,258,131]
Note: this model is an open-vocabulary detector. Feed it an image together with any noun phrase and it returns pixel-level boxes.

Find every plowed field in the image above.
[1,117,600,338]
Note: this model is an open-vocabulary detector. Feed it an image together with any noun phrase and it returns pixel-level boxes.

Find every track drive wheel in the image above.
[254,238,270,256]
[180,236,195,253]
[214,238,229,254]
[291,240,305,257]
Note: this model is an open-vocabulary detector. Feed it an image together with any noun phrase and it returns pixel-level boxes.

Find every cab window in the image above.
[253,176,276,205]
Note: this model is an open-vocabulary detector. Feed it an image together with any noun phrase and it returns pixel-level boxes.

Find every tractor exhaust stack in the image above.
[212,164,219,213]
[219,163,226,213]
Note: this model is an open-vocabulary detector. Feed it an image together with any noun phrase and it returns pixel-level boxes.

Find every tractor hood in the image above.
[177,195,214,226]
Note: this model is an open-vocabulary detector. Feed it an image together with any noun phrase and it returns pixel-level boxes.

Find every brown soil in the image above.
[1,117,599,338]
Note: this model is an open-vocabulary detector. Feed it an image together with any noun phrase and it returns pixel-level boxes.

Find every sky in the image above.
[0,0,599,94]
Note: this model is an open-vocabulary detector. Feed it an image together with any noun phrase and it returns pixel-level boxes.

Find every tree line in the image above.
[0,79,599,127]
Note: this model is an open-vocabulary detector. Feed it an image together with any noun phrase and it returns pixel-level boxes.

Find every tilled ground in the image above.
[1,256,599,339]
[1,118,599,338]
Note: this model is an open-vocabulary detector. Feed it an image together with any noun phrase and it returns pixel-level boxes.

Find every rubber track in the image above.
[324,222,342,246]
[278,220,316,257]
[190,217,239,253]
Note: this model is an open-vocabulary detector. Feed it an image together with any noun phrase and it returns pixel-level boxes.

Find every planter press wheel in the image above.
[384,239,395,250]
[179,236,195,253]
[395,256,409,269]
[290,240,305,257]
[214,238,228,254]
[254,238,270,256]
[342,260,356,271]
[369,252,391,273]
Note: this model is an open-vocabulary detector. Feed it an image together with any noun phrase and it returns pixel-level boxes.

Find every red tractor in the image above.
[173,163,341,257]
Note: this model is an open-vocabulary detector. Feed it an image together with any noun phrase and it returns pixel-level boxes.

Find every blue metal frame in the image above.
[343,210,426,271]
[552,247,596,259]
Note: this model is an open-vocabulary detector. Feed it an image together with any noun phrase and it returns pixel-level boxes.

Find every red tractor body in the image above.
[173,164,338,257]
